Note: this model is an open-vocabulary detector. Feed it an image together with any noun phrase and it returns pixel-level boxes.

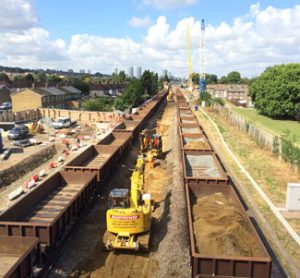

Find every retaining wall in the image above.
[0,144,56,188]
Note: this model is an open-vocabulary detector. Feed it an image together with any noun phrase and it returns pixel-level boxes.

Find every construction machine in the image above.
[25,122,44,134]
[103,156,152,251]
[167,90,173,102]
[139,128,162,159]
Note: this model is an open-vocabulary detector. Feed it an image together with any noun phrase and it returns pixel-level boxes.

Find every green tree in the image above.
[191,73,199,84]
[141,70,158,96]
[82,97,114,111]
[13,74,24,82]
[163,73,169,83]
[219,76,228,84]
[205,74,218,84]
[35,72,47,81]
[227,71,241,84]
[24,73,35,83]
[0,73,10,82]
[250,63,300,118]
[46,74,62,83]
[119,70,126,82]
[114,79,143,111]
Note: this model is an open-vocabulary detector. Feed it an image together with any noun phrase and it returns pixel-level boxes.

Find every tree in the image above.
[205,74,218,84]
[24,73,35,83]
[191,73,199,85]
[163,73,169,83]
[141,70,158,96]
[35,72,47,82]
[227,71,241,84]
[13,74,24,82]
[250,63,300,118]
[82,97,114,111]
[219,76,228,84]
[0,73,10,82]
[114,79,143,111]
[46,74,62,83]
[111,70,126,82]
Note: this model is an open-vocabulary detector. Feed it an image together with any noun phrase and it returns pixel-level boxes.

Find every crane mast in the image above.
[200,19,206,92]
[186,24,193,88]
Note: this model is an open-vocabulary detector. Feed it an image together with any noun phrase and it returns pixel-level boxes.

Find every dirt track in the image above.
[49,98,191,277]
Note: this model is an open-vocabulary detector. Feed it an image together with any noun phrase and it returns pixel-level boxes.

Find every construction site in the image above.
[0,86,292,278]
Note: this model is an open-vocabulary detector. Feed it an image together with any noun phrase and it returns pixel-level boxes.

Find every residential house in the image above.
[89,82,125,98]
[206,84,252,106]
[11,85,65,112]
[61,86,82,108]
[89,83,109,98]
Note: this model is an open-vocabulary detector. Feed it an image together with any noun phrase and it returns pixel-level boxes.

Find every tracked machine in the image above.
[103,156,153,251]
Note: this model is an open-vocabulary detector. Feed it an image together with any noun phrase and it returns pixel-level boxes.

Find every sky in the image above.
[0,0,299,78]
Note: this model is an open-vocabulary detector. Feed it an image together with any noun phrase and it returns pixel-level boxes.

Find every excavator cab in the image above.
[109,189,130,209]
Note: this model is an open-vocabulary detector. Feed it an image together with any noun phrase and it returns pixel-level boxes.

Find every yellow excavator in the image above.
[167,90,173,102]
[139,128,162,159]
[103,156,152,251]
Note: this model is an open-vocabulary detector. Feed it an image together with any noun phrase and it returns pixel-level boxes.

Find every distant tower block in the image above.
[162,69,168,78]
[128,67,134,78]
[114,68,118,74]
[136,67,142,78]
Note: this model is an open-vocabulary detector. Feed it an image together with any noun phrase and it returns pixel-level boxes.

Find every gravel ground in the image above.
[153,101,191,278]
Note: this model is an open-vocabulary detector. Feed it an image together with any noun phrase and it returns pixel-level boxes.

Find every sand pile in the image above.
[184,141,210,150]
[192,192,261,257]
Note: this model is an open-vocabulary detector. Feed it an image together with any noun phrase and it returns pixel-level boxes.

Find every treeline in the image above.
[0,65,106,77]
[81,70,162,112]
[191,71,249,85]
[114,70,160,111]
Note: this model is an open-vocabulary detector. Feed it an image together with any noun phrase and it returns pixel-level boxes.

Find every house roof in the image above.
[62,86,81,94]
[43,87,65,95]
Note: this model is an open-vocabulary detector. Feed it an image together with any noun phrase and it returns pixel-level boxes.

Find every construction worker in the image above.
[153,136,159,149]
[147,152,154,169]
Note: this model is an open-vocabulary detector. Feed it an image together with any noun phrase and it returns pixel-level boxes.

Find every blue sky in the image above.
[33,0,300,41]
[0,0,299,77]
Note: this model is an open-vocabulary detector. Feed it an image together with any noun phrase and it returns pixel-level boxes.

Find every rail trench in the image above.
[49,98,191,277]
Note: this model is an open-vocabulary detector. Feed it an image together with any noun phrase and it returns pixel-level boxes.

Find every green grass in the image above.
[232,107,300,145]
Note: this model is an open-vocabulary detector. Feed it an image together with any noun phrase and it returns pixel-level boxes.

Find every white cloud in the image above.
[143,0,197,10]
[128,16,151,27]
[0,1,300,78]
[0,0,38,31]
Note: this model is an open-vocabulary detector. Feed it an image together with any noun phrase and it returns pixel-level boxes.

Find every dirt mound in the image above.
[193,192,261,257]
[144,161,171,202]
[184,141,210,150]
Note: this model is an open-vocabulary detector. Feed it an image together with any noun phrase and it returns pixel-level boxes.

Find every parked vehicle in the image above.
[0,101,12,110]
[7,126,28,140]
[53,117,74,129]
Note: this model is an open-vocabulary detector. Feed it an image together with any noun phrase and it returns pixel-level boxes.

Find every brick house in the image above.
[206,84,252,106]
[11,84,83,112]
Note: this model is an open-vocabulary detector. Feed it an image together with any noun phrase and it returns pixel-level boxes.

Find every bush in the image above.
[82,97,114,111]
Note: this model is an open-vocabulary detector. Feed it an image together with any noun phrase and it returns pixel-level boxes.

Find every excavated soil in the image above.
[193,192,261,257]
[184,140,210,150]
